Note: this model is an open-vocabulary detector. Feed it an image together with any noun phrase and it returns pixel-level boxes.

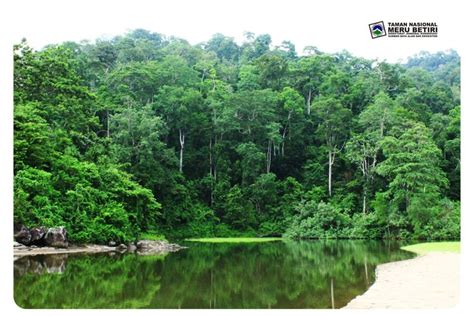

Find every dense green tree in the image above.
[154,86,203,172]
[313,97,352,197]
[291,54,335,114]
[375,121,449,238]
[205,33,240,62]
[278,87,305,156]
[13,32,460,242]
[14,41,161,243]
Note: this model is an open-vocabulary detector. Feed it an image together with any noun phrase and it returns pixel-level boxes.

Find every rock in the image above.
[136,240,185,255]
[116,244,127,251]
[108,241,117,247]
[44,227,68,248]
[30,227,46,245]
[127,244,137,252]
[14,225,48,247]
[14,225,31,245]
[13,241,29,251]
[136,240,160,249]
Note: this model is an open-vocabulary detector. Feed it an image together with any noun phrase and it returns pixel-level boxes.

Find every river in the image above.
[14,240,414,308]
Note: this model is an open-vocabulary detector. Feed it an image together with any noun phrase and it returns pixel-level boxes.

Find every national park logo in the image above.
[369,21,386,39]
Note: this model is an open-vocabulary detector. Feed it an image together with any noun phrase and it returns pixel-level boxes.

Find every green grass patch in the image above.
[401,241,460,255]
[139,232,166,241]
[186,237,283,243]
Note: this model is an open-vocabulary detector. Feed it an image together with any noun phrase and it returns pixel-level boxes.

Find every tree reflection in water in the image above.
[14,240,414,308]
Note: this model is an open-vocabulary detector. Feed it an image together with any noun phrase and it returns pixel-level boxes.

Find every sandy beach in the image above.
[344,252,459,309]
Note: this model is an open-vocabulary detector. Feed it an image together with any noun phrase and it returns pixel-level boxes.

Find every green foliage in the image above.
[222,185,256,230]
[236,143,266,185]
[14,42,161,244]
[285,201,351,239]
[139,232,167,241]
[14,168,63,227]
[14,32,460,243]
[375,121,450,239]
[349,212,383,239]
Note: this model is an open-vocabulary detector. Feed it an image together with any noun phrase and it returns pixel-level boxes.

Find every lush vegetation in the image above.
[14,29,460,243]
[401,241,460,254]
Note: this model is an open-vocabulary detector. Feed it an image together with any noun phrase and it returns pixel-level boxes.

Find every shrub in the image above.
[284,201,350,239]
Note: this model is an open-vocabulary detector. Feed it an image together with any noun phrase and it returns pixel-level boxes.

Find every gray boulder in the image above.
[44,227,68,248]
[30,227,46,245]
[14,225,31,245]
[136,240,165,250]
[136,240,185,254]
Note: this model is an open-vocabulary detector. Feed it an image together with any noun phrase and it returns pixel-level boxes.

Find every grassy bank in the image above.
[186,237,283,243]
[139,232,166,241]
[401,241,460,255]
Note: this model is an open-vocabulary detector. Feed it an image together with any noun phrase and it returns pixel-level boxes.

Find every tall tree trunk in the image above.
[281,128,287,157]
[328,150,335,197]
[266,140,272,173]
[179,129,185,173]
[307,89,312,115]
[281,111,291,157]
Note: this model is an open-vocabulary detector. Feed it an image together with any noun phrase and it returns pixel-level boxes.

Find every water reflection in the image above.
[14,240,414,308]
[15,254,68,275]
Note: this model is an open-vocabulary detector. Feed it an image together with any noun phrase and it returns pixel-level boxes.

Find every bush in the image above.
[420,199,460,240]
[349,212,383,239]
[284,201,350,239]
[14,157,161,245]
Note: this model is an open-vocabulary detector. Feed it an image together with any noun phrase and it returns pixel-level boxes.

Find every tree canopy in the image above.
[14,31,460,242]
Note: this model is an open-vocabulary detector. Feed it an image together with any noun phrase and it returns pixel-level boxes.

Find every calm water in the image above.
[14,240,414,308]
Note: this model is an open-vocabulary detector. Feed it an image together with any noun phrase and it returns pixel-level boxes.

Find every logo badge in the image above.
[369,21,386,39]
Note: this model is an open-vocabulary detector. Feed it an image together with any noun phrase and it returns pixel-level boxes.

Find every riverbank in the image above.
[14,239,185,259]
[344,242,460,309]
[14,244,118,259]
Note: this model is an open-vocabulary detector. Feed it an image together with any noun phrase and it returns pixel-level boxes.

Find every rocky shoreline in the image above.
[14,225,185,259]
[14,239,186,260]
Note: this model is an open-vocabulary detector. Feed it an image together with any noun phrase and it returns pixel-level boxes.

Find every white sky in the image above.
[4,0,462,63]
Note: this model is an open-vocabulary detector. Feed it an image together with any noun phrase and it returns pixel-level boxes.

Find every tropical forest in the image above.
[14,29,461,244]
